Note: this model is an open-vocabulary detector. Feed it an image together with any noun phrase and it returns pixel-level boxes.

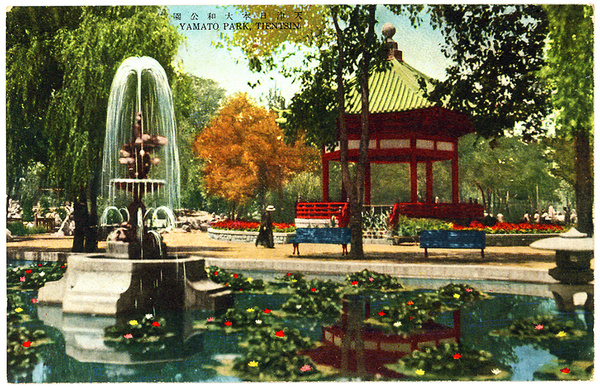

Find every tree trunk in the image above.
[574,129,593,235]
[72,189,87,253]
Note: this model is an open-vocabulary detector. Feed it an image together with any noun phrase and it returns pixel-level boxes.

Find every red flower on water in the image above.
[22,341,31,347]
[409,317,414,320]
[224,321,232,326]
[560,368,570,374]
[453,353,462,359]
[275,330,285,337]
[239,288,243,292]
[351,281,358,286]
[286,273,291,277]
[310,288,317,292]
[378,311,385,316]
[234,273,238,279]
[407,301,414,305]
[152,321,160,327]
[214,271,219,276]
[25,269,32,274]
[263,308,271,314]
[38,263,43,267]
[30,298,38,304]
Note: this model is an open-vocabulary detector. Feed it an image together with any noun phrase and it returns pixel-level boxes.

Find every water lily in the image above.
[378,311,385,316]
[39,271,45,277]
[31,298,38,303]
[393,321,402,327]
[556,331,567,337]
[300,364,312,372]
[246,308,255,313]
[452,353,462,359]
[406,301,414,305]
[453,293,461,299]
[247,277,253,282]
[145,314,153,319]
[415,369,425,376]
[296,305,302,309]
[206,317,215,322]
[291,279,297,283]
[535,324,544,330]
[351,281,358,286]
[14,307,23,313]
[465,288,473,292]
[286,273,291,277]
[123,333,133,339]
[262,308,271,314]
[214,271,219,276]
[248,360,259,367]
[233,273,238,279]
[224,321,233,326]
[19,277,26,282]
[491,368,502,375]
[22,341,31,347]
[275,330,285,337]
[25,269,32,274]
[255,320,262,325]
[310,288,317,292]
[560,368,570,374]
[152,321,160,327]
[368,277,374,282]
[129,320,139,326]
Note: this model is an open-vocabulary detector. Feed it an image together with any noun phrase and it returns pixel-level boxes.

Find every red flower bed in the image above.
[211,220,296,233]
[453,221,564,234]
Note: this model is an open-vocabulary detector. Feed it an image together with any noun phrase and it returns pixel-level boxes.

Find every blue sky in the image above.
[167,5,452,105]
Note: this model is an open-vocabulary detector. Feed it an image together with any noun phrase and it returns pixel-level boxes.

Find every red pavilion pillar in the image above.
[410,153,418,203]
[426,161,433,203]
[452,144,459,203]
[322,149,330,202]
[364,163,371,205]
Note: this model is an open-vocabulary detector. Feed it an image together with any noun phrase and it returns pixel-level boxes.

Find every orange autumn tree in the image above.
[193,93,318,218]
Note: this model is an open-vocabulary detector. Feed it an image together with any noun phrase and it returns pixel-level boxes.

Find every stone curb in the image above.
[204,257,556,284]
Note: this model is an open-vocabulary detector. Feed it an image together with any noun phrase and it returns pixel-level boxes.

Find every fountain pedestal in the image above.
[37,254,233,316]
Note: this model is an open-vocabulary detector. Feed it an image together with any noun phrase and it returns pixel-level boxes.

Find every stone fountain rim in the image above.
[71,252,206,264]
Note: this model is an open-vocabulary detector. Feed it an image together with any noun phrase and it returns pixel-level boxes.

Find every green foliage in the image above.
[533,360,594,381]
[206,266,266,293]
[388,342,509,380]
[7,262,68,291]
[392,215,453,237]
[280,293,341,317]
[489,314,587,341]
[7,222,49,236]
[6,6,183,201]
[415,4,551,140]
[202,307,276,332]
[103,315,176,353]
[345,268,405,292]
[436,283,492,308]
[7,325,53,380]
[232,327,321,381]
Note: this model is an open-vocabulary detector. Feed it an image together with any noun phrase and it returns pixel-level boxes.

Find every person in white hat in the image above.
[255,206,275,248]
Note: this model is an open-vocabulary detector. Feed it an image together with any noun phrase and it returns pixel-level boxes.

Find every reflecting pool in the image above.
[7,269,594,383]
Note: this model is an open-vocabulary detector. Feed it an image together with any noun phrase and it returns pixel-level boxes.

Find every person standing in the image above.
[255,205,275,248]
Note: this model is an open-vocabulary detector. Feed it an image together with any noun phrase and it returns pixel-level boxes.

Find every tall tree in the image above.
[6,6,183,251]
[172,70,226,209]
[192,93,318,218]
[541,5,593,235]
[228,5,386,259]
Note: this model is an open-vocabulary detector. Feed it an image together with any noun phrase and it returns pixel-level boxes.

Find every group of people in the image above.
[522,205,576,224]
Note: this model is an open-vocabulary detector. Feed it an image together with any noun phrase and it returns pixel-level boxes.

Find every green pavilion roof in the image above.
[345,58,436,115]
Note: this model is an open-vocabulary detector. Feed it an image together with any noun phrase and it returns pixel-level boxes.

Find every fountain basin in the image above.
[37,254,233,316]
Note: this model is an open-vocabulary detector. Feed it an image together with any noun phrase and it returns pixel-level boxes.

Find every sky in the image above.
[166,4,452,105]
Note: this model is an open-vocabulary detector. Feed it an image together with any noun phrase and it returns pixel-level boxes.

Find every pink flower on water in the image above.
[368,277,374,282]
[465,288,473,292]
[535,324,544,330]
[123,333,133,339]
[30,298,38,304]
[19,277,26,282]
[206,317,215,322]
[300,364,312,372]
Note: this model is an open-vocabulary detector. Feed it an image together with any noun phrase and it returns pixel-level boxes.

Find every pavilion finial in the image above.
[382,22,402,62]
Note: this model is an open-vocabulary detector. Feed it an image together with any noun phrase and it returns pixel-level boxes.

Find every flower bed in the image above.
[453,221,564,234]
[211,220,296,233]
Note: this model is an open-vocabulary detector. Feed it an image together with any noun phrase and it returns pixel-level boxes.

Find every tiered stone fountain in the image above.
[37,57,233,316]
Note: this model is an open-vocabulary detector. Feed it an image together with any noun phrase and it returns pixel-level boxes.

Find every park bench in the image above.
[420,230,486,258]
[290,228,351,256]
